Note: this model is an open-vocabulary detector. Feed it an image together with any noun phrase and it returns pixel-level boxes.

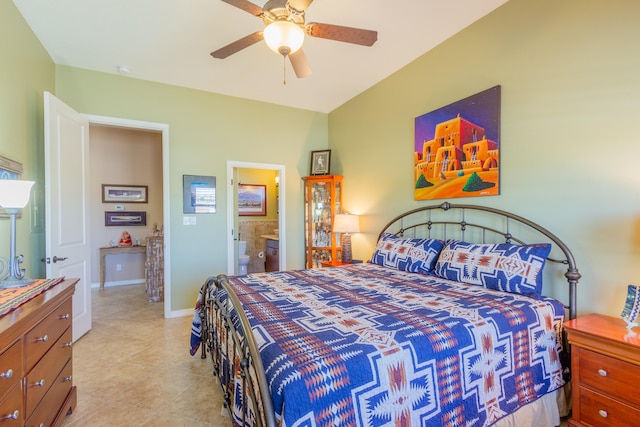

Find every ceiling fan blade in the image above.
[221,0,264,17]
[306,22,378,46]
[287,0,313,13]
[211,31,264,59]
[289,49,312,78]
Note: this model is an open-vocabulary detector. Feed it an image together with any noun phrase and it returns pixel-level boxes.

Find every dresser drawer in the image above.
[0,340,22,403]
[0,383,23,426]
[24,298,72,372]
[26,359,73,427]
[579,386,640,426]
[579,347,640,407]
[25,326,72,417]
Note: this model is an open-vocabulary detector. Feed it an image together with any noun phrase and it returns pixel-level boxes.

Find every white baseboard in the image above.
[166,308,193,318]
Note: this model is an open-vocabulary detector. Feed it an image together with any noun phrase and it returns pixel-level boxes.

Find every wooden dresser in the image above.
[0,278,77,426]
[564,313,640,427]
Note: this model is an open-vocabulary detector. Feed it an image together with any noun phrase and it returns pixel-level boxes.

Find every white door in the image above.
[44,92,92,341]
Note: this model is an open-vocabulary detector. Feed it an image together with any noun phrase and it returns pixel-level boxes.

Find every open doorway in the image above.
[86,114,172,318]
[227,161,286,275]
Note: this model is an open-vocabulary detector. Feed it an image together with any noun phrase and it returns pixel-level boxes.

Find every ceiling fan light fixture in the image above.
[264,20,304,56]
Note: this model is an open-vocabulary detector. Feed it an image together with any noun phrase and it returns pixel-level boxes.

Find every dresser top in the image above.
[0,278,77,338]
[564,314,640,351]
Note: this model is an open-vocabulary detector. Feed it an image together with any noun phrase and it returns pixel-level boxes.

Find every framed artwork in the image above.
[183,175,216,214]
[0,155,22,179]
[414,85,501,200]
[238,184,266,216]
[102,184,148,203]
[310,150,331,175]
[0,155,24,219]
[105,211,147,226]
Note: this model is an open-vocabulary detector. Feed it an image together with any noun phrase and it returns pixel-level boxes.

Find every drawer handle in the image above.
[0,368,12,379]
[598,369,608,377]
[1,410,19,420]
[35,335,48,342]
[64,375,73,382]
[64,342,73,348]
[60,314,70,319]
[599,409,608,418]
[33,379,45,387]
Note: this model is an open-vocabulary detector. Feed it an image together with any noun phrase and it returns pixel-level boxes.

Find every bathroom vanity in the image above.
[263,236,279,272]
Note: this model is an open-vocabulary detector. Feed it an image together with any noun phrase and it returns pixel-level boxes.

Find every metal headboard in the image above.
[378,202,581,319]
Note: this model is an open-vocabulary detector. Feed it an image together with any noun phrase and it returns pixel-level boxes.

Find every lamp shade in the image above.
[0,180,34,209]
[263,20,304,55]
[333,214,360,234]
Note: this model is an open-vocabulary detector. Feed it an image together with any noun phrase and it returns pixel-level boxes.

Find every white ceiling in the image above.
[13,0,508,113]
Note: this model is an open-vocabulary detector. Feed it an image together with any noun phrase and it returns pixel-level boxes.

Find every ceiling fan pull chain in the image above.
[283,54,287,85]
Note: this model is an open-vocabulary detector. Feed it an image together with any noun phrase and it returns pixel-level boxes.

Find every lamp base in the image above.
[340,233,352,264]
[0,277,35,289]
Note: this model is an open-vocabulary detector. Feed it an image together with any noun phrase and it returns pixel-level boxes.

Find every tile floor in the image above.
[61,283,231,427]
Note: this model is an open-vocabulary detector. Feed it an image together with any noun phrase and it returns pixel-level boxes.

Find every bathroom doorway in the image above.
[226,161,285,275]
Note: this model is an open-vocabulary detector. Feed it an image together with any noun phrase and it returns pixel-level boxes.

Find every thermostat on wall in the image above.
[114,205,125,211]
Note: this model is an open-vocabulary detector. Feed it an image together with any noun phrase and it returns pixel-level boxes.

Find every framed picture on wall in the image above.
[0,155,24,219]
[238,184,266,216]
[310,150,331,175]
[183,175,216,214]
[102,184,148,203]
[105,211,147,226]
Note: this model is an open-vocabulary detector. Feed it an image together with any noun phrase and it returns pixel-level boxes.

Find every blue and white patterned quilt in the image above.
[225,263,566,427]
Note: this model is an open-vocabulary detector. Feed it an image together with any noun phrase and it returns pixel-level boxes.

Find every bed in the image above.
[193,202,580,427]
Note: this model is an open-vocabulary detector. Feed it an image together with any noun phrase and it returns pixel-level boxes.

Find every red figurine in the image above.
[119,231,132,246]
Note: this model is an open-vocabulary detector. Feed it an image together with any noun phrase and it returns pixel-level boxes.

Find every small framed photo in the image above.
[102,184,148,203]
[310,150,331,175]
[238,184,266,216]
[105,211,147,226]
[183,175,216,214]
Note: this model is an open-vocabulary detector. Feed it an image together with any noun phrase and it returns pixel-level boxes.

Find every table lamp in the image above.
[333,213,360,264]
[0,180,35,288]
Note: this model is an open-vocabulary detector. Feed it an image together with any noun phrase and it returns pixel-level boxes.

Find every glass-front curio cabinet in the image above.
[303,175,342,268]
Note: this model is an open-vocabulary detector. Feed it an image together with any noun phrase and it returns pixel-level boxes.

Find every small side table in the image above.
[320,259,363,267]
[99,245,146,290]
[564,313,640,426]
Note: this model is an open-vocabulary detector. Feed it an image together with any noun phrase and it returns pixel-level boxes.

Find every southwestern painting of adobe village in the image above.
[414,85,501,200]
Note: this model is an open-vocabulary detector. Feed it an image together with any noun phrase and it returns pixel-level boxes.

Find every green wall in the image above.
[54,66,327,311]
[5,0,640,317]
[0,1,54,278]
[329,0,640,317]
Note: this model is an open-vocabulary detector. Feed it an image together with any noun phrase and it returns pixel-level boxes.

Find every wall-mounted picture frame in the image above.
[238,184,266,216]
[414,85,501,201]
[183,175,216,214]
[105,211,147,226]
[102,184,148,203]
[310,150,331,175]
[0,155,24,219]
[0,155,22,179]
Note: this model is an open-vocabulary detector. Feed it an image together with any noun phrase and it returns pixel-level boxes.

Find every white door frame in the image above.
[227,161,286,274]
[85,114,172,318]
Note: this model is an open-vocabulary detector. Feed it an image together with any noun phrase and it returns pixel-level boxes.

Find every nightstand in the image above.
[564,313,640,426]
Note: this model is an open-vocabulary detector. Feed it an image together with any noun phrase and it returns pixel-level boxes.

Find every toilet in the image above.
[238,241,250,275]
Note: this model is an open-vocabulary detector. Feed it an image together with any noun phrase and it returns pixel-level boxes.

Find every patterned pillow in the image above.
[369,233,444,274]
[433,240,552,297]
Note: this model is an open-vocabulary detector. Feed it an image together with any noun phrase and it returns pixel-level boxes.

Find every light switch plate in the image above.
[183,216,196,225]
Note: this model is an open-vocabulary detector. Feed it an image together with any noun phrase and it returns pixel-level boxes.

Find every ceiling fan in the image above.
[211,0,378,79]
